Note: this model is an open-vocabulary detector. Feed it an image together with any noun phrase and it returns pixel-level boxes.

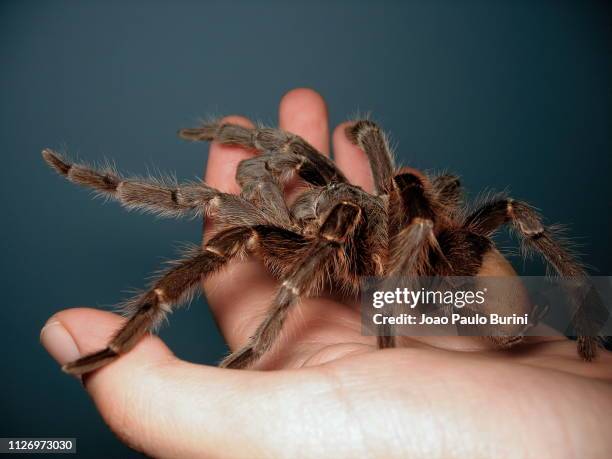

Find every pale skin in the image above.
[40,88,612,459]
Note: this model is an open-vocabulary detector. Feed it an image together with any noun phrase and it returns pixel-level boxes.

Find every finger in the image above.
[332,122,375,193]
[40,308,313,459]
[279,88,329,156]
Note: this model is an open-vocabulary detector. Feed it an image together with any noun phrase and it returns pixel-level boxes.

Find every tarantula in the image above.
[42,118,598,374]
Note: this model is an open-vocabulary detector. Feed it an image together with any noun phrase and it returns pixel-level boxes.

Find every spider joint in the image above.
[246,231,259,251]
[411,217,434,229]
[153,288,166,302]
[204,245,224,257]
[322,233,343,243]
[280,140,293,154]
[281,280,300,296]
[208,196,221,210]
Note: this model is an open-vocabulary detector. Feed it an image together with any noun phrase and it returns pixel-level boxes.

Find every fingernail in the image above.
[40,318,81,366]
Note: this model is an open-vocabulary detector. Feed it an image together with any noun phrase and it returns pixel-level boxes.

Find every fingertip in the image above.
[279,87,326,114]
[41,308,174,383]
[204,114,255,194]
[40,314,81,369]
[279,88,330,155]
[46,308,122,353]
[333,122,375,192]
[42,308,118,359]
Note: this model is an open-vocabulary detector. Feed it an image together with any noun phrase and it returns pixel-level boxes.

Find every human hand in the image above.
[41,88,612,458]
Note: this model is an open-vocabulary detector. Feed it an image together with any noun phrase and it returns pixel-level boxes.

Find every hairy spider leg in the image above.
[220,202,363,369]
[464,198,600,360]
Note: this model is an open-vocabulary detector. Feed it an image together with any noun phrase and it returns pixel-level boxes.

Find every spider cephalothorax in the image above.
[42,118,598,374]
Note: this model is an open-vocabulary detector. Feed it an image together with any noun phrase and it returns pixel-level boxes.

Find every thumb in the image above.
[40,308,326,458]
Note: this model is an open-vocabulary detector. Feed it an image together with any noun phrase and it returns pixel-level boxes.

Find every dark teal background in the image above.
[1,1,610,457]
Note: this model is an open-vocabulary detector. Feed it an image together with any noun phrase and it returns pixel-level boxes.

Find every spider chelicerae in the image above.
[42,118,598,374]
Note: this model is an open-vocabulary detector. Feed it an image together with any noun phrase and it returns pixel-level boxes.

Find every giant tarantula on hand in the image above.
[42,115,598,374]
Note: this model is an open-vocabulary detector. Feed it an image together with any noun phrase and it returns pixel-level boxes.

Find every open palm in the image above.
[42,89,612,458]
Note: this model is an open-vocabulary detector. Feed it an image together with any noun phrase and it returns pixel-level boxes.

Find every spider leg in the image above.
[42,149,265,226]
[464,198,600,360]
[431,174,463,213]
[179,121,346,186]
[387,173,445,275]
[235,152,322,227]
[62,225,306,375]
[379,172,447,348]
[220,201,362,369]
[345,120,395,195]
